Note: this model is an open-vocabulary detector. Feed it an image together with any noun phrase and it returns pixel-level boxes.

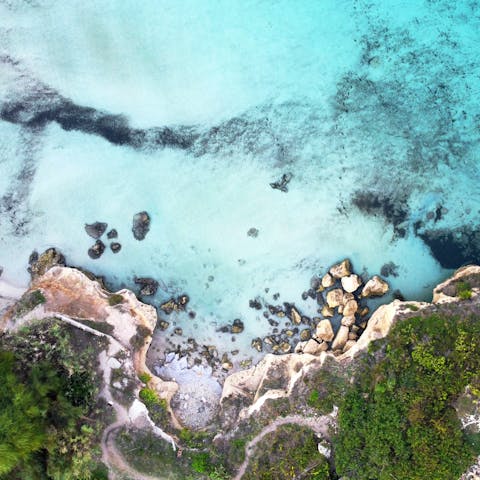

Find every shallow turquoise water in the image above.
[0,0,479,358]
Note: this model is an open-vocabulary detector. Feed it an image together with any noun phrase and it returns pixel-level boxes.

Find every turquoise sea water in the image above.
[0,0,479,360]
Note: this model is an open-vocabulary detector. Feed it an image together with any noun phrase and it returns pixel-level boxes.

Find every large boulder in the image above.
[132,211,151,240]
[326,288,344,308]
[316,320,334,342]
[331,325,349,351]
[329,259,351,279]
[134,277,159,296]
[321,273,335,288]
[85,222,107,239]
[28,248,66,280]
[343,299,358,316]
[361,275,389,297]
[341,274,362,293]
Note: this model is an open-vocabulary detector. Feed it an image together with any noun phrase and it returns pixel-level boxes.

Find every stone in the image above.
[247,227,259,237]
[222,361,233,370]
[28,248,66,280]
[284,329,294,337]
[343,299,358,316]
[240,358,253,368]
[178,295,189,307]
[110,242,122,253]
[132,211,151,240]
[290,307,302,324]
[88,240,106,259]
[338,305,344,314]
[249,299,262,310]
[321,305,334,317]
[158,320,170,330]
[251,337,263,352]
[173,327,183,335]
[341,274,362,293]
[160,299,177,314]
[361,275,389,297]
[329,259,351,279]
[331,325,349,350]
[134,277,159,296]
[279,342,291,353]
[321,273,335,288]
[326,288,344,308]
[270,172,292,192]
[343,340,357,353]
[300,329,311,341]
[85,222,107,239]
[316,320,334,342]
[303,339,328,355]
[348,332,358,340]
[359,307,369,317]
[107,229,118,239]
[231,319,244,334]
[341,315,356,327]
[342,292,354,303]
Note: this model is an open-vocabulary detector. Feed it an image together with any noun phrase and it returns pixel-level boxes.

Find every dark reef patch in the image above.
[417,226,480,269]
[351,190,409,236]
[0,82,199,150]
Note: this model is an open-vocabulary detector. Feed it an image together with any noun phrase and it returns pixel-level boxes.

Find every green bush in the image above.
[138,372,152,384]
[334,313,480,480]
[457,281,473,300]
[108,294,124,306]
[191,452,211,473]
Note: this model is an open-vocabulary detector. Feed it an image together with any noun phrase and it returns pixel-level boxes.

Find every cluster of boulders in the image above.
[84,211,151,260]
[296,259,389,356]
[245,259,389,357]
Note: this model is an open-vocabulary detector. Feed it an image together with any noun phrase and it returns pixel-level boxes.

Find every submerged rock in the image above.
[134,277,159,296]
[85,222,108,239]
[107,229,118,239]
[158,320,170,330]
[110,242,122,253]
[87,240,106,259]
[247,227,259,237]
[270,172,293,192]
[132,211,151,240]
[362,275,389,297]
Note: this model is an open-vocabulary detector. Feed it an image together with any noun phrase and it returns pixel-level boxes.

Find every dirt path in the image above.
[233,412,336,480]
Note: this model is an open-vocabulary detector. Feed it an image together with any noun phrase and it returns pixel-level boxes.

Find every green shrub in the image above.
[12,289,46,317]
[457,282,473,300]
[334,313,480,480]
[108,294,124,306]
[191,452,211,473]
[138,372,152,384]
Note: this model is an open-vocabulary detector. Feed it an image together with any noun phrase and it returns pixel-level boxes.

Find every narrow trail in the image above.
[233,413,335,480]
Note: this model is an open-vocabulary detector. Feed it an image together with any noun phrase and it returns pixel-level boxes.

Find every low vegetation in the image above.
[242,424,331,479]
[0,319,109,479]
[334,313,480,480]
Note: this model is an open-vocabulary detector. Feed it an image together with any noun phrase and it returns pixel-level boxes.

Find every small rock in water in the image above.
[247,227,259,237]
[251,337,263,352]
[110,242,122,253]
[28,248,66,279]
[134,277,159,296]
[0,266,3,277]
[88,240,106,259]
[380,261,399,278]
[329,259,351,279]
[173,327,183,336]
[249,298,262,310]
[158,320,170,330]
[132,211,151,240]
[85,222,108,239]
[270,172,293,192]
[231,319,244,334]
[107,229,118,239]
